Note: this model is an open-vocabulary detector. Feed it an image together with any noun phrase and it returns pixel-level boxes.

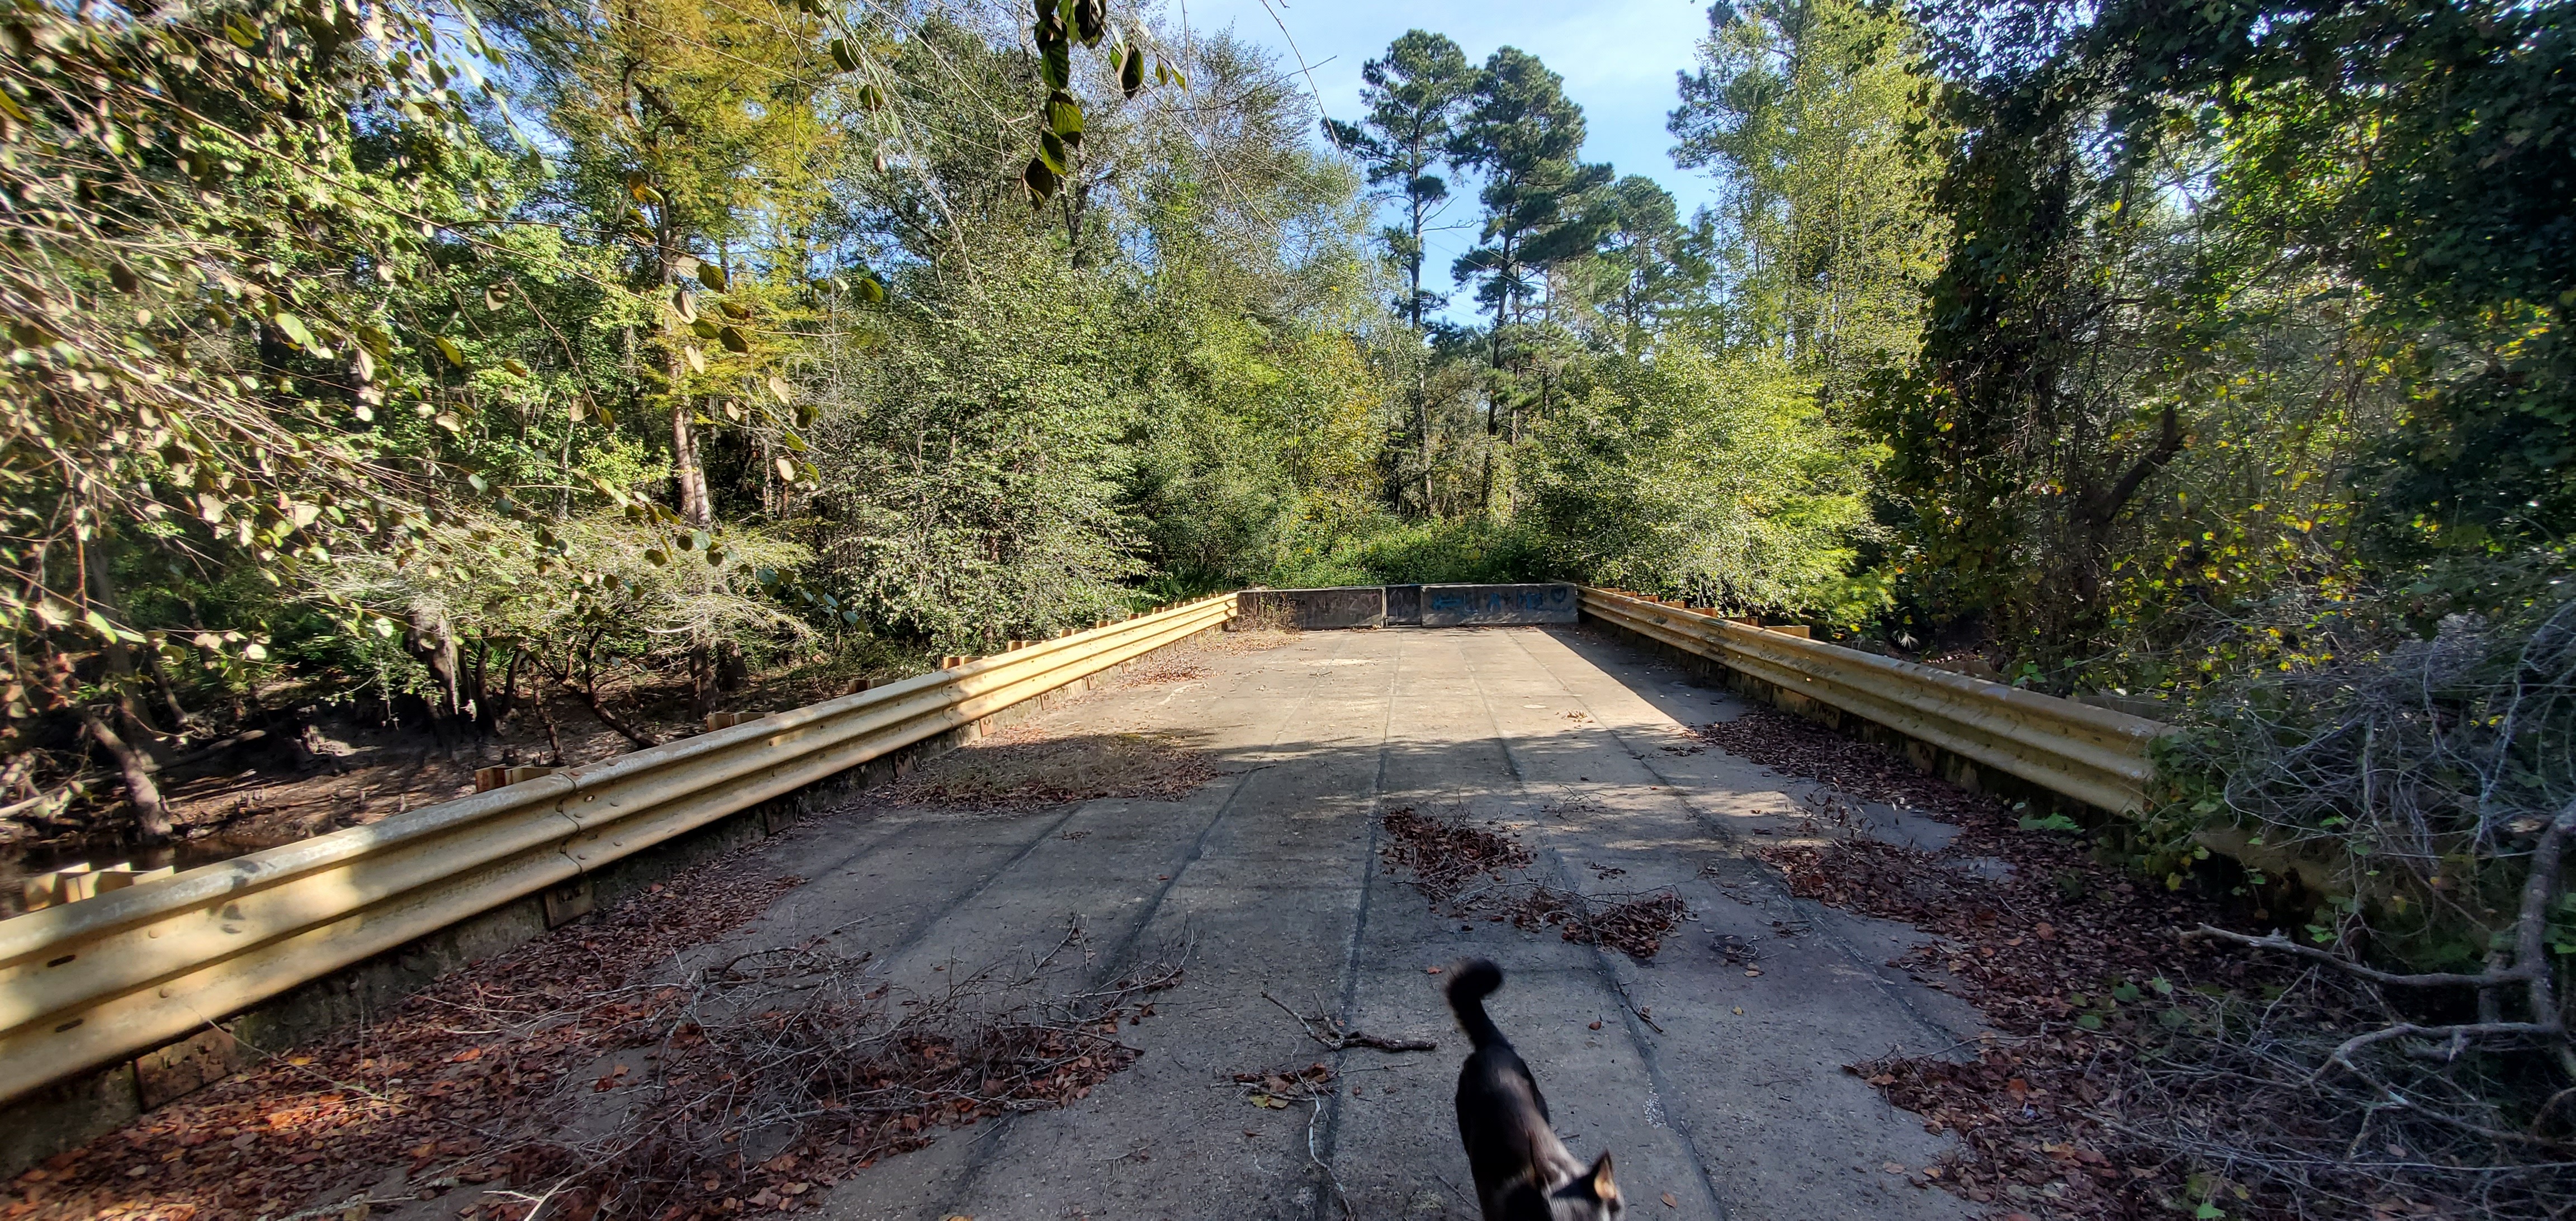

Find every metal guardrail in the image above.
[0,593,1237,1104]
[1579,588,2167,815]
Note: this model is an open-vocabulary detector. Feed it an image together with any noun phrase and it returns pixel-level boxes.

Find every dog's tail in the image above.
[1442,958,1507,1051]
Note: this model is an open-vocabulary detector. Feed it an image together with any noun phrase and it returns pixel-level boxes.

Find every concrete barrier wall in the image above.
[1385,584,1423,625]
[1422,583,1580,626]
[1239,586,1386,630]
[1238,584,1581,628]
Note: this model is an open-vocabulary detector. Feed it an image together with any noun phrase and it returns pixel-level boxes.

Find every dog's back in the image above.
[1442,959,1624,1221]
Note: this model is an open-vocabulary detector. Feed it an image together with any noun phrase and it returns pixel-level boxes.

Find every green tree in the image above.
[1448,48,1612,517]
[1323,30,1475,515]
[1451,48,1612,349]
[1581,176,1708,355]
[1325,31,1477,330]
[503,0,841,529]
[0,0,583,836]
[1525,349,1881,618]
[1669,0,1944,399]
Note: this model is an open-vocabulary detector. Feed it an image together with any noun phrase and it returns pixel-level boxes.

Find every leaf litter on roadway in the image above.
[1376,806,1683,961]
[1704,704,2576,1220]
[5,833,1181,1221]
[872,727,1215,810]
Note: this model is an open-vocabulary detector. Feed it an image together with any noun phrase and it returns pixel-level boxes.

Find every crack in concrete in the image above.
[1462,630,1735,1221]
[925,636,1365,1220]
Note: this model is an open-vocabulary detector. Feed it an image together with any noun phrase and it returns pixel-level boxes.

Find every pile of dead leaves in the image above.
[1749,827,2241,1035]
[558,943,1164,1221]
[1377,810,1679,961]
[1717,705,2576,1219]
[1379,806,1532,901]
[1124,658,1210,685]
[5,849,801,1220]
[1507,889,1685,961]
[875,729,1215,809]
[1849,1042,2137,1215]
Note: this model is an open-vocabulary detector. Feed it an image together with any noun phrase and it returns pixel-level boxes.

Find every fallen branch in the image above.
[2185,925,2539,990]
[1261,992,1436,1053]
[2191,802,2575,1080]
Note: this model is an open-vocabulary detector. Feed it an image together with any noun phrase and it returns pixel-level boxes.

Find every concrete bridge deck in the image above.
[692,623,1982,1220]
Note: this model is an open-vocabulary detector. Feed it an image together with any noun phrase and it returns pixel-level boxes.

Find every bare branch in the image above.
[2186,925,2539,990]
[1261,991,1438,1053]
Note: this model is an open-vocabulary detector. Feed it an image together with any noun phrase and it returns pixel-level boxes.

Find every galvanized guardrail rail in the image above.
[0,593,1237,1105]
[1579,588,2167,815]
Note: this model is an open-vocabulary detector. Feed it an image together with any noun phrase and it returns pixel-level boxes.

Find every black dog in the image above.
[1442,959,1625,1220]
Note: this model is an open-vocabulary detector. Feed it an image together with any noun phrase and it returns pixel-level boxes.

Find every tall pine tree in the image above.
[1324,31,1475,512]
[1450,47,1610,515]
[1451,48,1611,346]
[1325,31,1476,329]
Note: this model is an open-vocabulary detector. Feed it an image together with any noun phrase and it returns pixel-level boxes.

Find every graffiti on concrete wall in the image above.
[1420,584,1579,627]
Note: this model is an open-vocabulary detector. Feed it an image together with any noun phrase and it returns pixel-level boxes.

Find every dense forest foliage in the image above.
[1,0,2563,901]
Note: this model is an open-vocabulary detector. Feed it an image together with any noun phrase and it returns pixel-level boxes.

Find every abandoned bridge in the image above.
[1,589,2166,1220]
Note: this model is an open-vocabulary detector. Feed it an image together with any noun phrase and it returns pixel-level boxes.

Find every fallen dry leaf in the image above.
[1662,1192,1679,1208]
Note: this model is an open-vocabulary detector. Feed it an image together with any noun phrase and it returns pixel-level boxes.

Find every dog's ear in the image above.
[1587,1151,1618,1202]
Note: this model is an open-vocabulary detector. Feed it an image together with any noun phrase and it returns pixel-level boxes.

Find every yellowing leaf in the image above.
[272,311,318,352]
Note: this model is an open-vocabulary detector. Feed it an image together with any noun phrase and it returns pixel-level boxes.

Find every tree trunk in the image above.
[534,678,567,766]
[146,651,191,732]
[405,607,463,721]
[671,368,712,528]
[82,706,173,844]
[575,637,659,749]
[86,560,172,763]
[1414,363,1433,514]
[657,206,713,528]
[687,645,716,716]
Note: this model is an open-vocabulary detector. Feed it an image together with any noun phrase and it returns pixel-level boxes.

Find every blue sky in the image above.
[1173,0,1723,319]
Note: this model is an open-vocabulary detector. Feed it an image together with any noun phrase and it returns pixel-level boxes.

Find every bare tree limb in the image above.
[1261,991,1437,1053]
[2186,925,2539,990]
